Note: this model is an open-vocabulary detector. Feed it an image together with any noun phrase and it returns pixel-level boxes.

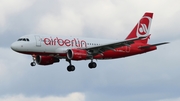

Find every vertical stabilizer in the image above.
[125,12,153,43]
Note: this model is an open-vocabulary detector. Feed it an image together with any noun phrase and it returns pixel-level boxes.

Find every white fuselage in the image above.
[11,34,118,57]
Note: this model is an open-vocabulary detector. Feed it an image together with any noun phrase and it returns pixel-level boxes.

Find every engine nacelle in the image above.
[36,55,60,65]
[67,49,88,60]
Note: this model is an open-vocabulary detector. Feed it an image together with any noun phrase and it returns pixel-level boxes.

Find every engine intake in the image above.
[67,49,88,60]
[36,55,59,65]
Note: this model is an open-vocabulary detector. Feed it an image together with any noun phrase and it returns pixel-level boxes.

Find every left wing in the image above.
[81,36,147,56]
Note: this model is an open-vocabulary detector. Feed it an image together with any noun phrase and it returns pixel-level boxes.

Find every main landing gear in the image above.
[66,59,97,72]
[66,59,75,72]
[88,60,97,69]
[30,55,36,66]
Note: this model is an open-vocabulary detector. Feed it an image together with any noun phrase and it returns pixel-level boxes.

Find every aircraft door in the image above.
[35,35,41,47]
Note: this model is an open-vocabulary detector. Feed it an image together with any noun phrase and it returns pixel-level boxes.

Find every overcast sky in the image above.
[0,0,180,101]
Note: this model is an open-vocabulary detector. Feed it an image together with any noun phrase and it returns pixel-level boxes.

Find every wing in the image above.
[81,36,147,56]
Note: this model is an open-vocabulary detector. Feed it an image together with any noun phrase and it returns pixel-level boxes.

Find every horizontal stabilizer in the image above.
[139,42,169,49]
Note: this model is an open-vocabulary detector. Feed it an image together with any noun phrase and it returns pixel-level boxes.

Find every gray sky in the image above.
[0,0,180,101]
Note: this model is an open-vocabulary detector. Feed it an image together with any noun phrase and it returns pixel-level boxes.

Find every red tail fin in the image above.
[125,12,153,43]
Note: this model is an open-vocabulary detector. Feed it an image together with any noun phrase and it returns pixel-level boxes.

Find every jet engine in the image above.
[36,55,59,65]
[67,49,89,60]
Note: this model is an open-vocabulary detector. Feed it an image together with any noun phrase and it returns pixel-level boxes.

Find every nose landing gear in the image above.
[31,62,36,66]
[30,55,36,66]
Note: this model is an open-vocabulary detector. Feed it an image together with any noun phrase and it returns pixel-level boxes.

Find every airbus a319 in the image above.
[11,12,168,72]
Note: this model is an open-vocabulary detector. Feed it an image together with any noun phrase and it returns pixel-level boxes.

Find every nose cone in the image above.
[11,42,16,51]
[11,42,19,51]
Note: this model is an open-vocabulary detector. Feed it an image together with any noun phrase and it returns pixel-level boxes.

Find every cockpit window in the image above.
[17,38,30,42]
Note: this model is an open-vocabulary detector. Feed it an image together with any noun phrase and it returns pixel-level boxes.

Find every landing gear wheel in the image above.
[88,62,97,69]
[30,62,36,66]
[66,59,75,72]
[67,65,75,72]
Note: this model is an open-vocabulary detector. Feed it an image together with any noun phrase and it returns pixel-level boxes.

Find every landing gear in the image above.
[67,65,75,72]
[88,62,97,69]
[31,62,36,66]
[65,58,97,72]
[31,55,36,66]
[66,59,75,72]
[88,58,97,69]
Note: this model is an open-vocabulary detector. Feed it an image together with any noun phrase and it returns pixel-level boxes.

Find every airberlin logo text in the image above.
[137,16,151,37]
[138,23,148,35]
[43,37,87,47]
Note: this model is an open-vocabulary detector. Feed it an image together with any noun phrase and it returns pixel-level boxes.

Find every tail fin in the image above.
[125,12,153,43]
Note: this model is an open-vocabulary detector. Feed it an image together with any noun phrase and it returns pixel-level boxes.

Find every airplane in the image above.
[11,12,168,72]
